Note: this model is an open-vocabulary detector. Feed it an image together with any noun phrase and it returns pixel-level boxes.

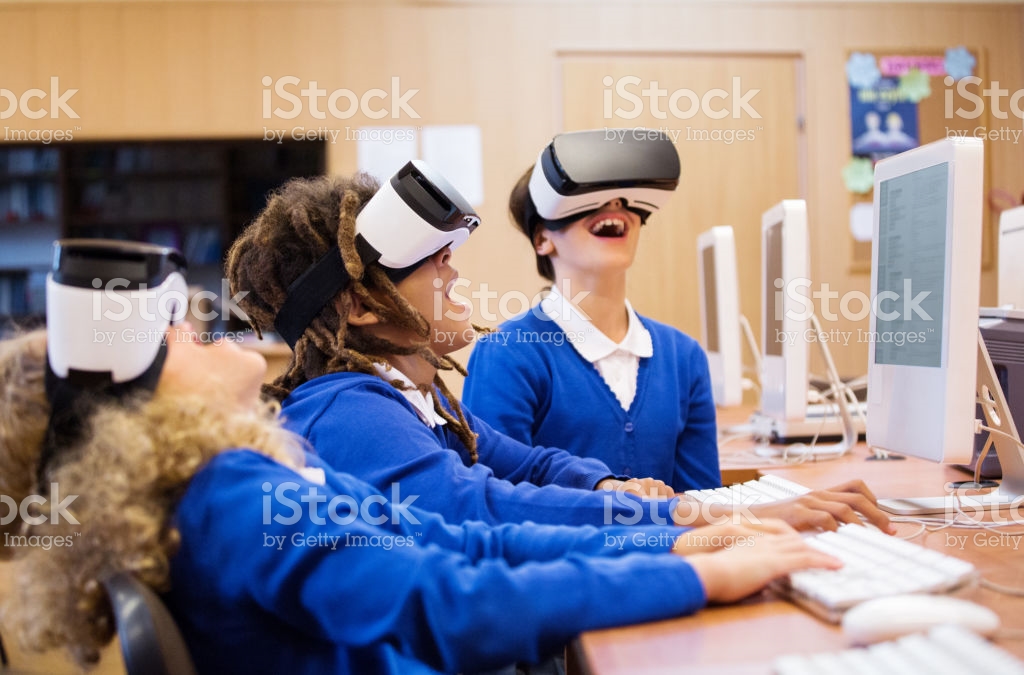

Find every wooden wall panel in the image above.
[2,2,1021,382]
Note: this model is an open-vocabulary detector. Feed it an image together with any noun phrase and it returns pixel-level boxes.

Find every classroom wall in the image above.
[1,1,1021,381]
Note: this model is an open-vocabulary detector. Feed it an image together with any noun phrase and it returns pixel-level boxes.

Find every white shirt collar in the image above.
[540,286,653,364]
[372,363,447,428]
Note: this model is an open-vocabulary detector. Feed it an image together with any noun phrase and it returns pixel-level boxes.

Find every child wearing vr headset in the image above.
[0,239,841,673]
[463,130,892,533]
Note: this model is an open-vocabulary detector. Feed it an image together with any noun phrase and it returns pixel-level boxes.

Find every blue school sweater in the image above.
[167,449,706,674]
[281,372,681,527]
[463,309,721,493]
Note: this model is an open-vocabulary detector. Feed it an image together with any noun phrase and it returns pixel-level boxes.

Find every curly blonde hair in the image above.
[0,331,304,668]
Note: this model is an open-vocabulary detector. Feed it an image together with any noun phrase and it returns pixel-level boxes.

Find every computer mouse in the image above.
[842,595,1000,645]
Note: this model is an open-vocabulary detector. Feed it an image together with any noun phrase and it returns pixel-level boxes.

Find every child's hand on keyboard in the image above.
[747,479,894,534]
[686,523,843,604]
[671,520,794,555]
[596,476,675,498]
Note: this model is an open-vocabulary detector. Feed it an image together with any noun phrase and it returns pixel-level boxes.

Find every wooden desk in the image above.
[576,407,1024,674]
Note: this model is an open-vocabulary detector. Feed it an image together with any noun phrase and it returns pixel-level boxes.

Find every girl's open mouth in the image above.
[589,217,626,238]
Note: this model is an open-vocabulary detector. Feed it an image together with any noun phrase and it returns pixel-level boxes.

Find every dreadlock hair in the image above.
[226,174,480,462]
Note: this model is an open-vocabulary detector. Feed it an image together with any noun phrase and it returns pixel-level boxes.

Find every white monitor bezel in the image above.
[697,225,743,407]
[760,200,809,422]
[998,205,1024,310]
[866,137,984,464]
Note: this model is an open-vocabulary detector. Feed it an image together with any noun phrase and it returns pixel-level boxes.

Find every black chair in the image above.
[103,574,197,675]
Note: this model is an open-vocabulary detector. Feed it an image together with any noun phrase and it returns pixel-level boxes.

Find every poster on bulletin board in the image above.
[849,79,919,158]
[844,47,992,272]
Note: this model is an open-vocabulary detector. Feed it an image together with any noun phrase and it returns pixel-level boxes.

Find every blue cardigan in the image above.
[167,449,706,674]
[463,309,721,493]
[281,372,681,527]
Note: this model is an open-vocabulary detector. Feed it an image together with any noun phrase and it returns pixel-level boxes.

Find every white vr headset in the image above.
[526,129,681,232]
[41,239,188,484]
[46,239,189,387]
[273,160,480,348]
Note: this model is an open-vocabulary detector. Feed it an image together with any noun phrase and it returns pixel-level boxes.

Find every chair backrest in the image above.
[103,574,197,675]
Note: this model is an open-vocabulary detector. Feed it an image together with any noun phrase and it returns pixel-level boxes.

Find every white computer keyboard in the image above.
[687,476,978,622]
[773,523,978,623]
[683,474,812,506]
[774,624,1024,675]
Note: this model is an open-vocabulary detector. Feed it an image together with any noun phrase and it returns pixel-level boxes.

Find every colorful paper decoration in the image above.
[944,46,977,81]
[846,53,881,90]
[898,68,932,103]
[843,157,875,195]
[879,56,946,77]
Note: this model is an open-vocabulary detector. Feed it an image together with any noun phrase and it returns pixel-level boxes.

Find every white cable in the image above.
[741,376,761,398]
[738,313,763,383]
[718,432,754,449]
[890,518,928,540]
[978,424,1024,454]
[981,578,1024,597]
[975,433,996,485]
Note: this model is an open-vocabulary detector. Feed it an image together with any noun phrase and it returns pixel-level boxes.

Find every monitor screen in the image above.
[874,162,948,368]
[764,220,783,357]
[702,245,720,353]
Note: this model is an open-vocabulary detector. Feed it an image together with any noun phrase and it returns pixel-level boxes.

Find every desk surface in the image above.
[577,407,1024,674]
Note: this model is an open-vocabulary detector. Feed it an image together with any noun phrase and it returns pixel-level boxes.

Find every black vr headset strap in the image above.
[273,235,385,349]
[38,345,168,489]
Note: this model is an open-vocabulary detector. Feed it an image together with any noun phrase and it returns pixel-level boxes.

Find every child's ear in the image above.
[341,290,380,327]
[534,229,556,256]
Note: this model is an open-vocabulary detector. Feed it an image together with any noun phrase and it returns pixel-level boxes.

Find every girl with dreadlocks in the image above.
[227,163,705,531]
[0,240,841,674]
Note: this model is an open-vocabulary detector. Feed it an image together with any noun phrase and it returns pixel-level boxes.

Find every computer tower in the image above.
[968,317,1024,478]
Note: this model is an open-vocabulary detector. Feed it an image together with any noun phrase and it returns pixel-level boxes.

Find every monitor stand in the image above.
[878,331,1024,516]
[738,313,763,392]
[718,314,765,437]
[751,313,857,460]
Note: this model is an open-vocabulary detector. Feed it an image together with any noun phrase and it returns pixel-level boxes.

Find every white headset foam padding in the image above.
[46,271,188,383]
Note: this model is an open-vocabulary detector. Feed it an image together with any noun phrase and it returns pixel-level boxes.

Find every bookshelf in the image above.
[0,139,325,331]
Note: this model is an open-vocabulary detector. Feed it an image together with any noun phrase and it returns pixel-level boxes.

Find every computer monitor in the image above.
[866,137,984,465]
[760,200,809,422]
[998,205,1024,310]
[697,226,743,407]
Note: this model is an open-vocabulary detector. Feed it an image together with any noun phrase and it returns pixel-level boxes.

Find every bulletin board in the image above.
[844,48,992,273]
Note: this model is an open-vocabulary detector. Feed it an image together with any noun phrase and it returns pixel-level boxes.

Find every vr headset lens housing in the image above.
[272,160,480,349]
[46,239,189,386]
[357,160,480,271]
[527,129,681,231]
